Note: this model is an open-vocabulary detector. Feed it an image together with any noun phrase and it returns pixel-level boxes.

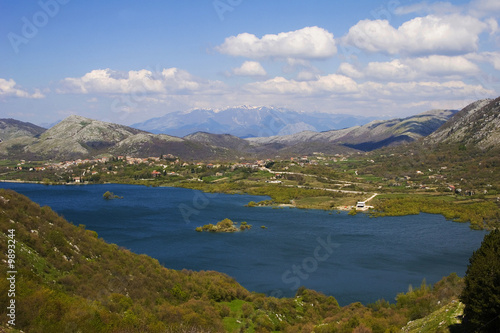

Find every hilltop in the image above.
[425,97,500,149]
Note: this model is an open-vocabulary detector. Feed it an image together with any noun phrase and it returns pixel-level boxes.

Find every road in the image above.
[262,167,377,200]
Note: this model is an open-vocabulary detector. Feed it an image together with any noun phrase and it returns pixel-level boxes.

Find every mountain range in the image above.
[245,109,457,153]
[0,115,232,161]
[131,106,380,138]
[1,97,498,161]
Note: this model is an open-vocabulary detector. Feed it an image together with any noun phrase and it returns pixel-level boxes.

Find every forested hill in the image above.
[0,189,472,332]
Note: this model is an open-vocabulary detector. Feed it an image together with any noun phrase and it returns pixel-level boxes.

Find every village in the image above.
[5,150,495,204]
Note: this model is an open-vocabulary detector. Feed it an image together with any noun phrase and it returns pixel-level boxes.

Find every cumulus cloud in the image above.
[343,14,488,56]
[337,63,364,79]
[232,61,267,76]
[216,26,337,59]
[467,51,500,70]
[367,80,495,100]
[405,55,480,76]
[59,68,225,95]
[339,55,479,82]
[241,70,494,111]
[245,74,358,96]
[365,60,415,81]
[0,78,44,99]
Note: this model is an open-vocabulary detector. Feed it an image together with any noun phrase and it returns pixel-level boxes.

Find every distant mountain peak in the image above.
[132,106,380,138]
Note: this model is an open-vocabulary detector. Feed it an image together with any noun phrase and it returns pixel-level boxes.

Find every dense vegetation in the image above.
[460,229,500,332]
[371,195,500,230]
[196,218,252,233]
[103,191,123,200]
[0,189,476,332]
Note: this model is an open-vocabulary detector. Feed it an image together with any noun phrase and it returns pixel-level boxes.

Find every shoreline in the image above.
[1,180,496,230]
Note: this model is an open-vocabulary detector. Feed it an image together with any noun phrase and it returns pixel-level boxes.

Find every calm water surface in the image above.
[1,183,487,305]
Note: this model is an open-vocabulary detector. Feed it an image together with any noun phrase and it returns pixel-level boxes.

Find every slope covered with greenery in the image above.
[0,188,249,332]
[0,189,479,332]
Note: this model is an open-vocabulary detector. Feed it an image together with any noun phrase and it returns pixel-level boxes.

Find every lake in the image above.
[0,182,487,305]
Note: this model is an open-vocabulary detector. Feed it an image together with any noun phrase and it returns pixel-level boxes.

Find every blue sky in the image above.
[1,0,499,126]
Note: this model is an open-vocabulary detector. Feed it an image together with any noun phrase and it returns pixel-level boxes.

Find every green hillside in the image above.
[0,189,473,332]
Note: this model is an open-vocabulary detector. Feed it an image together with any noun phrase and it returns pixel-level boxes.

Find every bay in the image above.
[0,182,487,305]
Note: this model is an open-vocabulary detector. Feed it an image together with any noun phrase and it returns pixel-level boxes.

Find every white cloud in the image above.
[396,0,500,18]
[295,71,319,81]
[232,61,267,76]
[337,63,364,79]
[59,68,225,95]
[405,55,480,76]
[360,80,495,101]
[0,78,44,99]
[339,55,479,82]
[343,14,488,56]
[245,74,358,96]
[241,71,494,115]
[395,2,460,15]
[467,51,500,70]
[216,26,337,59]
[365,60,415,81]
[469,0,500,17]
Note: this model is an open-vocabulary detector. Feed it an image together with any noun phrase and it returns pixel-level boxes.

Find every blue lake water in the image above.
[0,183,487,305]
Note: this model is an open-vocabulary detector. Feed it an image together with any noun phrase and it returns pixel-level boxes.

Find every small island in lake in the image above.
[196,218,252,233]
[103,191,123,200]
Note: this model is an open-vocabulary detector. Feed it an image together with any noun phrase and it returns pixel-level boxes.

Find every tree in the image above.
[460,229,500,332]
